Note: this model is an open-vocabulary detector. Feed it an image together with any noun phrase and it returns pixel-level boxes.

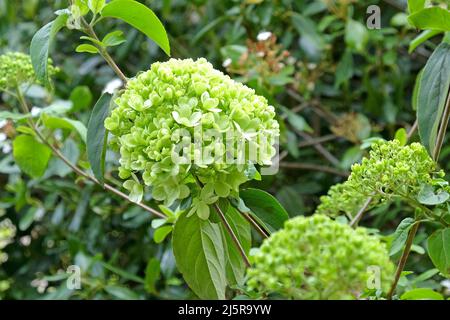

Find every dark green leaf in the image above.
[41,113,87,143]
[101,0,170,55]
[87,93,112,184]
[30,13,68,86]
[427,228,450,276]
[172,212,227,299]
[104,285,140,300]
[390,218,415,256]
[219,203,251,286]
[144,258,161,294]
[417,43,450,155]
[240,188,289,234]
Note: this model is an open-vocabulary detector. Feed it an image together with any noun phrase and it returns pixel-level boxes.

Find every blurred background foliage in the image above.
[1,0,449,299]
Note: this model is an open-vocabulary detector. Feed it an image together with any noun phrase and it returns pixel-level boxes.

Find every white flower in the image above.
[2,142,11,154]
[30,106,42,117]
[0,133,6,142]
[0,120,7,129]
[222,58,232,68]
[103,78,123,94]
[257,31,272,41]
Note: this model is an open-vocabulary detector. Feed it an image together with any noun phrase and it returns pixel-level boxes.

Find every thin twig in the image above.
[387,222,420,300]
[407,119,418,140]
[298,134,337,148]
[213,203,251,267]
[81,19,128,84]
[232,205,269,239]
[296,130,340,167]
[349,196,373,227]
[279,162,349,177]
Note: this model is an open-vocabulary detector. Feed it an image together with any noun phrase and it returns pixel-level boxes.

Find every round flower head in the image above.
[105,58,279,219]
[315,140,441,218]
[0,52,57,89]
[247,214,394,299]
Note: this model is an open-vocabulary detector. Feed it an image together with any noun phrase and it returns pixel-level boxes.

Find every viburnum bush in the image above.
[1,0,450,301]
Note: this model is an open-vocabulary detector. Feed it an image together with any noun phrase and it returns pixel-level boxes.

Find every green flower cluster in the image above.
[0,219,16,265]
[105,58,279,219]
[315,140,441,218]
[0,52,57,89]
[247,214,394,299]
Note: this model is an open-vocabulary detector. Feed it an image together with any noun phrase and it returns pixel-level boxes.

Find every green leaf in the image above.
[87,93,111,184]
[144,258,161,294]
[417,43,450,155]
[409,30,442,53]
[172,212,227,299]
[101,0,170,56]
[13,135,52,178]
[394,128,408,146]
[408,7,450,32]
[401,288,444,300]
[104,285,140,300]
[219,203,251,286]
[0,111,31,121]
[153,225,173,244]
[418,184,449,205]
[30,13,68,86]
[88,0,105,15]
[240,188,289,234]
[345,19,369,53]
[101,261,145,284]
[412,68,423,111]
[69,86,93,111]
[335,50,354,88]
[282,107,313,133]
[75,43,99,54]
[41,113,87,143]
[427,228,450,276]
[407,0,425,14]
[291,13,324,61]
[102,30,126,47]
[390,218,415,256]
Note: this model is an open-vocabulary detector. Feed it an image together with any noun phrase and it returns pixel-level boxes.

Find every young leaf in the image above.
[417,43,450,155]
[390,218,415,256]
[407,0,425,14]
[102,30,126,47]
[75,44,99,54]
[394,128,408,146]
[172,212,227,299]
[41,114,87,143]
[101,0,170,56]
[87,93,112,184]
[88,0,105,15]
[153,225,173,244]
[30,13,68,86]
[427,228,450,277]
[70,86,93,111]
[417,184,449,205]
[13,135,52,178]
[408,7,450,32]
[240,188,289,234]
[401,288,444,300]
[144,258,161,294]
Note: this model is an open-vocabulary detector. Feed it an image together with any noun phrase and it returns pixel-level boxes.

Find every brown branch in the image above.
[387,222,420,299]
[349,196,373,227]
[279,162,349,177]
